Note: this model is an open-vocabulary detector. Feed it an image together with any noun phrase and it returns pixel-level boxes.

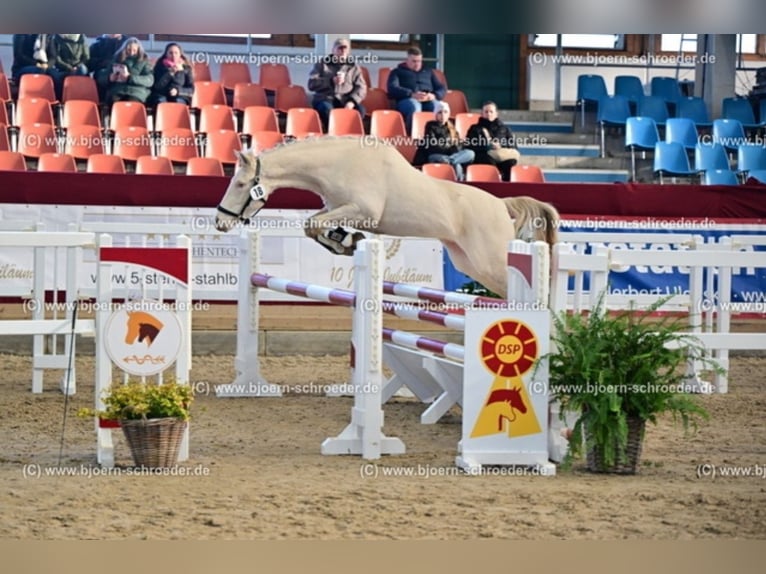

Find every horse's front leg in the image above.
[305,205,369,256]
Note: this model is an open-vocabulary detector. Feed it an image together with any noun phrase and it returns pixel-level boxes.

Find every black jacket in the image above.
[151,59,194,101]
[386,62,446,102]
[87,35,125,74]
[11,34,56,78]
[413,120,462,165]
[466,117,516,163]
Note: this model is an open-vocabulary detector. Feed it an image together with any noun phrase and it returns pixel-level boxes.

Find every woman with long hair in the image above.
[414,101,475,181]
[149,42,194,105]
[104,36,154,104]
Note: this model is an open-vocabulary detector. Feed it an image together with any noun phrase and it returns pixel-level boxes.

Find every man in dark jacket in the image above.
[88,34,125,100]
[465,101,520,181]
[308,37,367,131]
[386,46,446,133]
[11,34,58,82]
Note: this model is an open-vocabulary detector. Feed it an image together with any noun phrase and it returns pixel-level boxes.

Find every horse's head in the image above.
[507,387,527,414]
[125,311,164,347]
[215,150,271,232]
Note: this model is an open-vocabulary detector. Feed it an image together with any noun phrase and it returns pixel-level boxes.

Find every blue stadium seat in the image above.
[576,74,608,128]
[614,75,644,112]
[736,143,766,176]
[638,95,669,128]
[653,141,697,183]
[695,142,730,173]
[650,77,682,113]
[722,97,765,130]
[665,118,698,151]
[625,116,659,181]
[702,169,738,186]
[596,94,630,157]
[677,96,712,129]
[712,119,747,152]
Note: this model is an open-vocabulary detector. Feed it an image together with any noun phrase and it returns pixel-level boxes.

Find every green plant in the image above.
[539,295,721,472]
[79,379,193,422]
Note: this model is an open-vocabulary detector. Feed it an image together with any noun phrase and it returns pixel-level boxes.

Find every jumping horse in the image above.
[215,136,559,296]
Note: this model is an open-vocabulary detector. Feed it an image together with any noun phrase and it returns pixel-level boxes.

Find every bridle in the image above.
[216,157,267,223]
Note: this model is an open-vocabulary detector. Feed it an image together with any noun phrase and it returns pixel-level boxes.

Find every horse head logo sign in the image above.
[470,319,542,439]
[125,311,164,347]
[104,301,182,377]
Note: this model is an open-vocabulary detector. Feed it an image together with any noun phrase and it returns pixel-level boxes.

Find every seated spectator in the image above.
[307,37,366,131]
[51,34,89,76]
[387,46,446,133]
[11,34,60,83]
[103,37,154,104]
[414,102,474,181]
[149,42,194,106]
[88,34,126,100]
[465,100,520,182]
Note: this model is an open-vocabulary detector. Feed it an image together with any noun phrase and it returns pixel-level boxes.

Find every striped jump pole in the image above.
[382,328,465,362]
[382,281,507,309]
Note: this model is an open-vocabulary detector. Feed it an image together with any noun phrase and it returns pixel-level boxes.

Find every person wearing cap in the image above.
[308,37,367,131]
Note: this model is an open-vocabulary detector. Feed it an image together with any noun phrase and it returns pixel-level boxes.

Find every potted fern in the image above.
[540,296,720,474]
[80,379,193,468]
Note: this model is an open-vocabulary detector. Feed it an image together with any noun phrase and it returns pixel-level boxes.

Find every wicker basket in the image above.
[120,417,187,469]
[586,417,646,474]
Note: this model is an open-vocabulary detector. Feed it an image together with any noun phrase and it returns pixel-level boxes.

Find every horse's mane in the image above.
[244,135,388,159]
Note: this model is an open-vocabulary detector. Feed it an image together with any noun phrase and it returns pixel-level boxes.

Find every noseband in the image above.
[216,157,267,222]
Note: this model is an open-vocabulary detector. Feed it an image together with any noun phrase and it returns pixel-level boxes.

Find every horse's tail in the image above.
[503,196,560,245]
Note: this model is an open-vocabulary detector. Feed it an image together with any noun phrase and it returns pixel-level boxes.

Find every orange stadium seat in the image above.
[232,83,268,111]
[198,104,236,134]
[259,63,291,92]
[64,124,106,159]
[466,164,502,182]
[158,128,199,163]
[86,154,126,174]
[377,67,390,90]
[37,152,77,172]
[370,110,406,138]
[204,129,242,164]
[242,105,280,135]
[17,123,58,157]
[285,108,322,138]
[274,85,309,114]
[361,88,391,117]
[136,155,174,175]
[442,90,469,115]
[454,113,480,138]
[108,101,148,131]
[61,75,99,104]
[154,102,193,134]
[220,62,252,92]
[0,150,27,171]
[327,108,364,136]
[248,130,284,153]
[192,62,211,82]
[15,97,55,127]
[0,126,9,151]
[510,164,546,183]
[0,106,9,129]
[18,74,57,102]
[191,81,227,108]
[0,73,11,103]
[61,100,102,130]
[112,126,152,161]
[422,162,456,181]
[186,156,224,176]
[410,111,434,139]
